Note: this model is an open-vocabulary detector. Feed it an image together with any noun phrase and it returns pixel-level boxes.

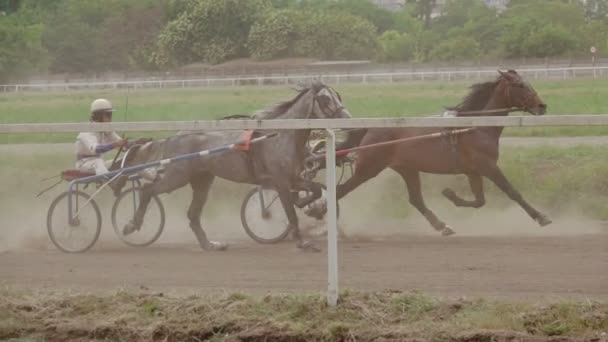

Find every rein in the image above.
[453,107,523,116]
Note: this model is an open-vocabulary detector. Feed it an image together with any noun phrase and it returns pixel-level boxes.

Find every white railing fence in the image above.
[1,66,607,93]
[2,114,608,305]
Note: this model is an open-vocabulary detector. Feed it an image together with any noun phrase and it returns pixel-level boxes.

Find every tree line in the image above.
[1,0,607,82]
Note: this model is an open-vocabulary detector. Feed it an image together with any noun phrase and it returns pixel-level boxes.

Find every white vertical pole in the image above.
[325,129,339,306]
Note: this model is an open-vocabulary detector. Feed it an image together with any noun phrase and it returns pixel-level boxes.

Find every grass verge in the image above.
[1,288,606,341]
[2,79,608,143]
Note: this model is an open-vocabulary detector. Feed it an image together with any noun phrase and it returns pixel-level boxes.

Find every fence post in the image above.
[325,129,339,307]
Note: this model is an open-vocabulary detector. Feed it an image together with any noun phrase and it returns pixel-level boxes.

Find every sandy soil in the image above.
[1,139,607,302]
[2,231,607,301]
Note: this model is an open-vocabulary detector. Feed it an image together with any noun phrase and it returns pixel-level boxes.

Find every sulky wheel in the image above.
[47,190,102,253]
[111,187,165,247]
[240,185,339,244]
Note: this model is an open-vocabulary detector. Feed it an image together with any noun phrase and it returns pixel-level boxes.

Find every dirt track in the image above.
[2,139,608,301]
[2,233,607,300]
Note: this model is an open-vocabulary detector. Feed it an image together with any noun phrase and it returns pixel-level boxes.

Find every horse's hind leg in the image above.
[188,174,226,251]
[336,159,386,200]
[481,164,552,226]
[123,169,189,235]
[394,167,455,236]
[442,174,486,208]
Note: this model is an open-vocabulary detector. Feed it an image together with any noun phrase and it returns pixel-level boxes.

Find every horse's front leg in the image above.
[293,179,323,208]
[481,164,552,226]
[275,184,321,252]
[394,167,455,236]
[293,179,326,220]
[442,174,486,208]
[123,168,189,235]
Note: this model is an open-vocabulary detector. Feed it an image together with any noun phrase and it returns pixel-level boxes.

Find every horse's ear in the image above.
[311,79,324,93]
[498,69,518,83]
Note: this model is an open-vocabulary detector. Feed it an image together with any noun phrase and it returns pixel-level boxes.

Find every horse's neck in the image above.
[480,90,511,139]
[273,94,313,156]
[279,93,313,120]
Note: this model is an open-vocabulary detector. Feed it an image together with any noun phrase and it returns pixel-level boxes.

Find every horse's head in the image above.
[497,70,547,115]
[309,81,352,120]
[254,80,352,121]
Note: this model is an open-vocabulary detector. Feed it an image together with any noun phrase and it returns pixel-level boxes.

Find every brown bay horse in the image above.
[336,70,552,235]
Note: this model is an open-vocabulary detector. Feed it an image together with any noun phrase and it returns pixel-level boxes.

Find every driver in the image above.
[75,98,127,175]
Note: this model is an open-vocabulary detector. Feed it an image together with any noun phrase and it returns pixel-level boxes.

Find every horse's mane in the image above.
[446,72,515,115]
[447,80,499,114]
[220,114,253,120]
[253,86,311,119]
[218,81,327,120]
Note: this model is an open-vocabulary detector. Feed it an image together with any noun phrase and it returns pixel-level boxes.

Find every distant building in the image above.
[372,0,510,14]
[483,0,509,12]
[371,0,405,11]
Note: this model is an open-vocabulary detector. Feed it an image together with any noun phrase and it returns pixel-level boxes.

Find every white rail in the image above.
[2,115,608,133]
[1,66,606,92]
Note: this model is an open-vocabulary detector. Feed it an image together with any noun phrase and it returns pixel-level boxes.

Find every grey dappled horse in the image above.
[120,82,351,252]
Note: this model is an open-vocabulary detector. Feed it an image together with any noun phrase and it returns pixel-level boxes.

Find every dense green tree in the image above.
[0,15,46,82]
[406,0,435,28]
[248,9,296,60]
[40,0,167,73]
[584,0,608,20]
[3,0,608,78]
[499,0,586,57]
[292,11,378,60]
[0,0,20,14]
[378,30,411,61]
[155,0,271,66]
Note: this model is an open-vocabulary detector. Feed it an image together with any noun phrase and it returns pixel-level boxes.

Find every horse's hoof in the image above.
[123,222,138,236]
[204,241,228,251]
[304,201,327,220]
[296,240,321,253]
[440,226,456,236]
[536,214,552,227]
[313,230,328,238]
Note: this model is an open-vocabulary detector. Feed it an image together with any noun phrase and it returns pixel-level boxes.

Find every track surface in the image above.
[2,139,607,300]
[2,234,607,300]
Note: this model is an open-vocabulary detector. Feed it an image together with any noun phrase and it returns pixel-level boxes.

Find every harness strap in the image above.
[234,130,254,152]
[234,129,268,184]
[441,128,464,170]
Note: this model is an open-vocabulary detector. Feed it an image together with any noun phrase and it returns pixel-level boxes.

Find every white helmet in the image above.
[90,98,114,113]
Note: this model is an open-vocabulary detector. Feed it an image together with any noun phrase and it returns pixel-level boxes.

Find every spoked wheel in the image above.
[240,185,339,244]
[47,190,102,253]
[111,187,165,247]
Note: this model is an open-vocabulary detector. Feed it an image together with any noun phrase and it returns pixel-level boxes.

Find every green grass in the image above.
[1,288,606,341]
[2,79,608,143]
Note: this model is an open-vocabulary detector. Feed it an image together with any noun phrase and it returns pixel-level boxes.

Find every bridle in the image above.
[313,86,345,118]
[499,77,539,115]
